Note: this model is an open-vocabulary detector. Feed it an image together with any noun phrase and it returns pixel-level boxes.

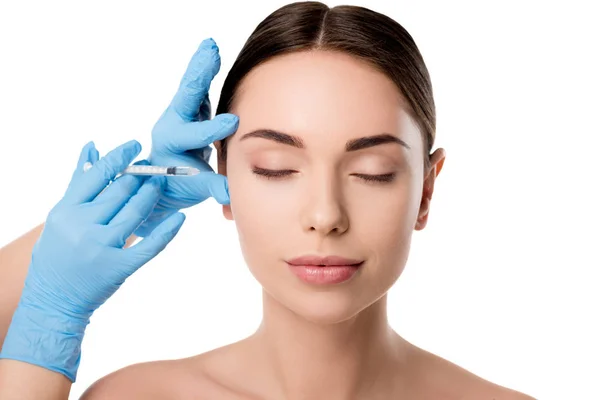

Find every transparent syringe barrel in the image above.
[123,165,172,176]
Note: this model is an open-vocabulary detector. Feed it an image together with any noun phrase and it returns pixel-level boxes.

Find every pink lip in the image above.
[287,264,363,285]
[286,255,364,266]
[286,255,364,285]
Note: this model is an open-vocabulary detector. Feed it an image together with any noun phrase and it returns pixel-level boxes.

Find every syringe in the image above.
[83,162,200,176]
[122,165,200,176]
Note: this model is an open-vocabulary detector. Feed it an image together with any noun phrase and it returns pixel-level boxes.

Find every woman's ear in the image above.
[214,139,234,221]
[415,148,446,231]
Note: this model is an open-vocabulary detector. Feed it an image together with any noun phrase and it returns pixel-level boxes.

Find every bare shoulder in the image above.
[465,380,537,400]
[405,342,537,400]
[79,358,221,400]
[461,375,537,400]
[79,338,259,400]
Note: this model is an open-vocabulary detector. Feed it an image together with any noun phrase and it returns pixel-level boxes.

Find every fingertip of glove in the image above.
[212,113,239,129]
[165,212,186,237]
[81,140,97,159]
[214,176,231,205]
[78,141,98,169]
[202,37,218,51]
[195,38,219,56]
[224,177,230,198]
[175,212,186,223]
[125,139,142,154]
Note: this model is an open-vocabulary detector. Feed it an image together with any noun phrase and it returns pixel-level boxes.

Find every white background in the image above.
[1,1,598,398]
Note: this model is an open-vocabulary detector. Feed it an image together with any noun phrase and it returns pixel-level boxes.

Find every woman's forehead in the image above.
[231,51,415,141]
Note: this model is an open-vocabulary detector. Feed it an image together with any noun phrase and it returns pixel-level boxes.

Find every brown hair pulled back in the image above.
[216,1,436,171]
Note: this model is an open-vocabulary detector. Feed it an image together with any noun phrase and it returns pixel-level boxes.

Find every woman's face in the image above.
[216,50,443,324]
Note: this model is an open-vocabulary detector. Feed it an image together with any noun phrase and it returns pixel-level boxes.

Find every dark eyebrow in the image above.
[239,129,411,151]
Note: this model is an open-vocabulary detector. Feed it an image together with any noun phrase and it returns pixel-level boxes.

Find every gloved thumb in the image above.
[188,171,230,205]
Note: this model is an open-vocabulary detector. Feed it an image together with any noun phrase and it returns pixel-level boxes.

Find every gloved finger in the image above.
[65,141,100,192]
[198,95,211,121]
[124,212,186,271]
[169,38,220,122]
[167,113,239,153]
[184,145,214,165]
[101,176,165,248]
[77,141,99,170]
[64,140,142,205]
[180,171,230,205]
[85,160,151,224]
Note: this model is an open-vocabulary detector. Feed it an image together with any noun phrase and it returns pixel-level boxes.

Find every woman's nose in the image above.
[300,175,349,236]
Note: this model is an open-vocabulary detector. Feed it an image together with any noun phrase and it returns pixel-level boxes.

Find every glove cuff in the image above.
[0,299,89,382]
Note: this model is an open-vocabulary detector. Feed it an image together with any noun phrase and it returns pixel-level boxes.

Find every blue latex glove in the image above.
[0,140,185,382]
[137,37,239,237]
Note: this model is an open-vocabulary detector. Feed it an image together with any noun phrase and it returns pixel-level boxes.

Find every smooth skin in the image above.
[207,50,532,399]
[82,49,536,399]
[0,41,536,399]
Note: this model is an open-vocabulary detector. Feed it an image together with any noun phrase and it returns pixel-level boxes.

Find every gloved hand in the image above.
[0,140,185,382]
[137,37,239,237]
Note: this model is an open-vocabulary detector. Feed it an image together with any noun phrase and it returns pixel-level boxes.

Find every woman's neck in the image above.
[247,290,410,399]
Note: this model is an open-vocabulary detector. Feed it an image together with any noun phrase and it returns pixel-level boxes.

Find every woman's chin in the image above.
[276,290,368,325]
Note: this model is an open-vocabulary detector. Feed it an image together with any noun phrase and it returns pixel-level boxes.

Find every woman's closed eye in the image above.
[251,167,396,184]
